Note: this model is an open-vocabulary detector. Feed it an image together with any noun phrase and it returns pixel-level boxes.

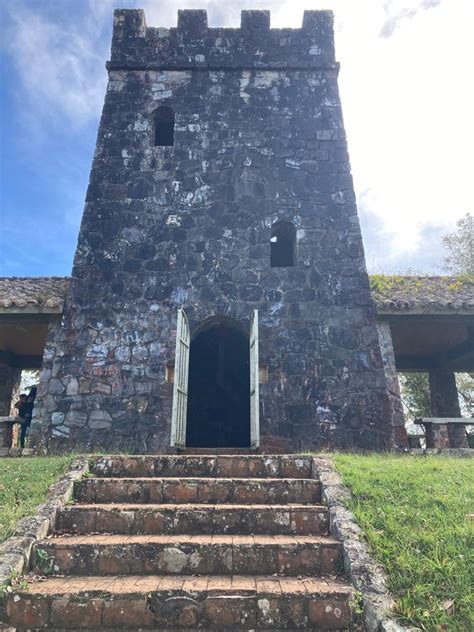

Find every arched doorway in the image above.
[186,317,250,448]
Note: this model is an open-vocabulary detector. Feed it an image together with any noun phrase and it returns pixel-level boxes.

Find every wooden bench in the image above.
[414,417,473,449]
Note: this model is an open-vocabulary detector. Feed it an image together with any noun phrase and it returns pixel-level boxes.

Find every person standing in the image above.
[19,386,37,448]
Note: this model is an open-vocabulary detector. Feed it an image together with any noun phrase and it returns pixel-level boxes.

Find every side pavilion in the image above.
[1,275,472,449]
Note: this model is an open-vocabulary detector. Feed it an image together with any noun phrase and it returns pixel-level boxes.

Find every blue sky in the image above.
[1,0,473,277]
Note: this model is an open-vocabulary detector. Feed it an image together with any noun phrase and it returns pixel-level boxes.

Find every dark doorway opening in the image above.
[186,319,250,448]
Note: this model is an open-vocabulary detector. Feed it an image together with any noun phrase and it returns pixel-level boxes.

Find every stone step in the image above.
[34,534,342,576]
[6,574,354,629]
[74,477,321,505]
[89,455,313,479]
[181,448,254,454]
[57,504,329,536]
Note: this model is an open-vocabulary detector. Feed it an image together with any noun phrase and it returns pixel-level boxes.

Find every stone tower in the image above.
[32,8,394,454]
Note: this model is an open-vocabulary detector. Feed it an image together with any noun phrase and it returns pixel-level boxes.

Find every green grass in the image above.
[0,456,74,543]
[333,454,474,631]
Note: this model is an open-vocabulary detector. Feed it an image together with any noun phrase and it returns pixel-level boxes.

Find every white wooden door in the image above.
[250,309,260,449]
[170,308,190,449]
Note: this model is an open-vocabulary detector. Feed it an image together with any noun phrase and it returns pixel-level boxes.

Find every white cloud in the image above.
[2,0,473,273]
[3,0,111,129]
[379,0,442,39]
[332,0,474,267]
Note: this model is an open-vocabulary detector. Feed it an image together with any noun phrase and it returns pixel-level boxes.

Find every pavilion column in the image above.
[376,322,408,448]
[0,365,21,448]
[428,369,467,448]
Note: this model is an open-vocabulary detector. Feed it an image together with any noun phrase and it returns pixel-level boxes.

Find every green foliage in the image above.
[369,274,473,299]
[349,589,365,626]
[400,372,473,423]
[0,570,29,603]
[35,548,55,575]
[456,373,474,416]
[0,456,74,543]
[334,454,474,631]
[399,372,431,422]
[369,274,404,294]
[443,213,474,276]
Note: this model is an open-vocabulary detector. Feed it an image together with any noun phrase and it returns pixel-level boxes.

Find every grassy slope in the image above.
[333,454,473,631]
[0,456,74,543]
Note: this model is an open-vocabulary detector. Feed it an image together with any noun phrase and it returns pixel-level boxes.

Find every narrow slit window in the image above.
[154,106,174,146]
[271,221,296,267]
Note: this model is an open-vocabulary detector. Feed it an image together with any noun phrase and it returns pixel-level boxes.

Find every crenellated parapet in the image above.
[108,9,336,70]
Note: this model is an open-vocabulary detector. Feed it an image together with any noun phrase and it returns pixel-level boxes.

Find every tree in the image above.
[442,213,474,276]
[400,373,431,423]
[456,372,474,416]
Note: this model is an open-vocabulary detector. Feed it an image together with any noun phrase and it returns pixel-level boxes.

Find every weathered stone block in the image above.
[205,594,256,626]
[51,412,65,426]
[162,479,198,503]
[291,507,329,535]
[308,596,352,628]
[6,595,49,628]
[88,410,113,429]
[102,598,156,627]
[95,509,136,534]
[65,410,88,428]
[51,598,103,628]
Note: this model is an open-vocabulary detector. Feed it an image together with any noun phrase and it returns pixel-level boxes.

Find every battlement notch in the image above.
[108,9,336,71]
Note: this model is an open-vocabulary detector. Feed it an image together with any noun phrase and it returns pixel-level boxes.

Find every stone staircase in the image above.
[5,455,354,630]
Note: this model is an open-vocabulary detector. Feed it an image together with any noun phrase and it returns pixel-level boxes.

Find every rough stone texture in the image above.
[73,476,320,504]
[312,456,409,632]
[376,323,408,448]
[56,503,330,536]
[34,534,342,577]
[428,369,468,448]
[6,575,354,630]
[1,418,17,450]
[0,366,21,417]
[89,453,313,477]
[30,8,393,454]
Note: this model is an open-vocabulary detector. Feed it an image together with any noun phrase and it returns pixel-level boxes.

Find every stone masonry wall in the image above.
[0,365,21,416]
[376,322,408,448]
[30,9,394,453]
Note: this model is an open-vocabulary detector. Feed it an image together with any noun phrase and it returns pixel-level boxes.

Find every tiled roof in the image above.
[0,275,472,313]
[370,275,474,312]
[0,277,70,310]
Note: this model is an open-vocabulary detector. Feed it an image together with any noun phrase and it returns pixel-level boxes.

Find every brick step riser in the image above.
[33,542,342,577]
[2,629,349,632]
[57,507,329,536]
[7,592,352,629]
[1,629,348,632]
[74,478,321,505]
[90,455,313,479]
[5,629,346,632]
[181,448,254,454]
